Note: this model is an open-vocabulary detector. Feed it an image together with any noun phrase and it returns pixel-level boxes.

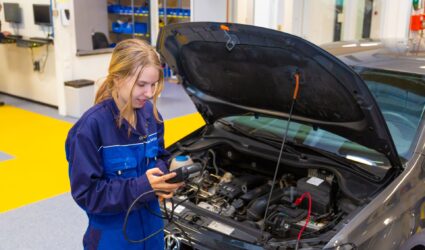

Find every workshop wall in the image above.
[0,0,57,105]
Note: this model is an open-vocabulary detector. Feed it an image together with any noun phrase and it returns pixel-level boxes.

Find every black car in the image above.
[156,22,425,250]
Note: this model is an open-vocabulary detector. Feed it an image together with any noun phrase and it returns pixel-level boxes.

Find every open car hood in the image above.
[157,22,401,170]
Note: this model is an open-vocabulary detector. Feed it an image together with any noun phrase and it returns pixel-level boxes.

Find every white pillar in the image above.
[253,0,278,29]
[150,0,159,46]
[52,1,74,116]
[291,0,305,38]
[279,0,294,33]
[190,0,226,22]
[292,0,336,45]
[232,0,255,25]
[370,0,382,39]
[342,0,362,41]
[379,0,411,40]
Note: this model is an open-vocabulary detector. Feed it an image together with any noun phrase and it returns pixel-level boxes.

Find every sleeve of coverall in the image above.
[154,112,170,174]
[67,122,157,214]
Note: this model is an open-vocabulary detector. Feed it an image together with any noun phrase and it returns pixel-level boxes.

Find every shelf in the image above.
[109,12,190,18]
[110,32,150,38]
[107,3,190,46]
[108,6,190,18]
[160,15,190,19]
[0,38,17,44]
[0,36,52,47]
[109,12,149,17]
[134,33,150,37]
[16,38,50,48]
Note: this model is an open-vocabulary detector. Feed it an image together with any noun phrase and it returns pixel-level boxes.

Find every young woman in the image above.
[65,39,182,249]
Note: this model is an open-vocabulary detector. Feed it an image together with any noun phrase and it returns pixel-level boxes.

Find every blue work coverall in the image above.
[65,98,169,250]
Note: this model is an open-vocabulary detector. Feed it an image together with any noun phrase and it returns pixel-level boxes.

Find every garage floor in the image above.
[0,82,203,249]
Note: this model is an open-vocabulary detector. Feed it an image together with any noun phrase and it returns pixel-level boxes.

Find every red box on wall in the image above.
[411,15,424,31]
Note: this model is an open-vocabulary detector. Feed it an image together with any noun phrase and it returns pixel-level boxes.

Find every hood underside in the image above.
[157,22,401,170]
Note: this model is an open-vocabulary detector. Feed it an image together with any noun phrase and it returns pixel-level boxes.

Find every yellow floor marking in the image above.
[0,105,205,213]
[0,106,72,213]
[163,113,205,147]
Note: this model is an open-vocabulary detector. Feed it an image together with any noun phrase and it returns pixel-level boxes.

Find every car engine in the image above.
[170,146,347,241]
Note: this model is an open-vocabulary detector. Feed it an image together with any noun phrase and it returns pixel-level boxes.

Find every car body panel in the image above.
[325,152,425,249]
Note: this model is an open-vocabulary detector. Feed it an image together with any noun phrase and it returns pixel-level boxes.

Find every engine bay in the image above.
[167,142,356,243]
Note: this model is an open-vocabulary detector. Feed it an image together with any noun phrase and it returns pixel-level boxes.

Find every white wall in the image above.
[299,0,336,45]
[191,0,226,22]
[232,0,254,25]
[0,0,57,106]
[1,0,53,38]
[274,0,408,44]
[370,0,382,39]
[288,0,336,44]
[342,0,362,40]
[0,0,111,114]
[277,0,292,32]
[341,0,382,41]
[0,0,110,114]
[253,0,279,29]
[379,0,411,40]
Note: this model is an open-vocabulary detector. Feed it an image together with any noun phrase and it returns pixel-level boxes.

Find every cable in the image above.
[40,44,49,73]
[123,189,193,246]
[30,47,35,65]
[163,198,194,247]
[295,211,343,239]
[123,180,202,246]
[11,23,19,36]
[262,73,301,232]
[293,192,312,250]
[123,189,164,243]
[165,174,206,247]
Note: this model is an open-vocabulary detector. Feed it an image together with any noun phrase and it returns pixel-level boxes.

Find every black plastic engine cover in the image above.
[217,175,266,200]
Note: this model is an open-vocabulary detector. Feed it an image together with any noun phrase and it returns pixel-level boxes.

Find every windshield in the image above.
[221,68,425,175]
[355,67,425,160]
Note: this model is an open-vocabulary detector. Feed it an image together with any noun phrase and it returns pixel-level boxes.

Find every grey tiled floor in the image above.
[0,82,197,250]
[0,151,13,161]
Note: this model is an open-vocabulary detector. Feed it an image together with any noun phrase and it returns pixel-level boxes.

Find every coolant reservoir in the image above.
[170,155,194,171]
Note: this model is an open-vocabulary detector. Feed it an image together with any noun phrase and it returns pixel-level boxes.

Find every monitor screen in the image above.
[33,4,51,26]
[3,3,21,23]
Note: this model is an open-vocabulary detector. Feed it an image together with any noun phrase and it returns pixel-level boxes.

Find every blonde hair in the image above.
[95,39,164,131]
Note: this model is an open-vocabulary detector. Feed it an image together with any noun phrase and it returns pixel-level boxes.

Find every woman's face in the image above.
[117,65,160,109]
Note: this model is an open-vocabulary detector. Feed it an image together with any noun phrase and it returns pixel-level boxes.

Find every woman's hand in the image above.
[145,168,183,199]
